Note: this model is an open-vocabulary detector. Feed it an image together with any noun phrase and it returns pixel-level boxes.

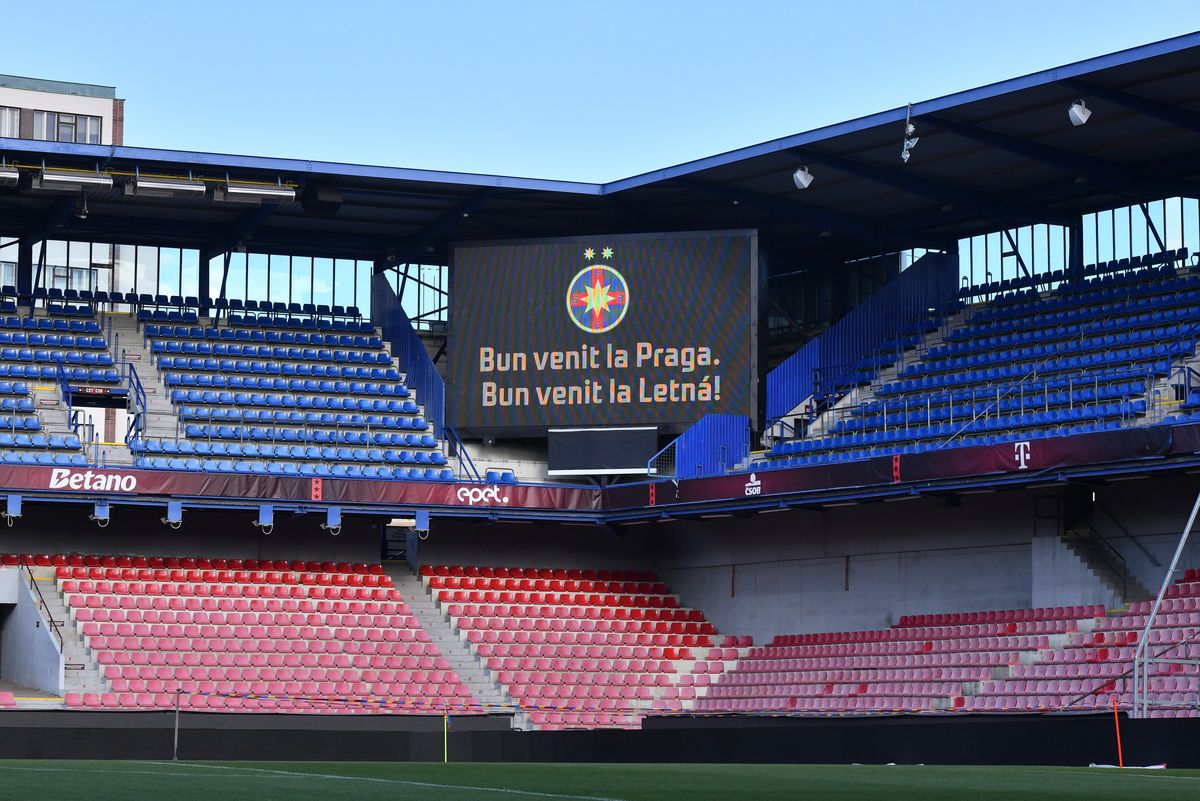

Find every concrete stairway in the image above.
[801,310,966,442]
[104,311,179,448]
[29,567,107,706]
[385,565,517,726]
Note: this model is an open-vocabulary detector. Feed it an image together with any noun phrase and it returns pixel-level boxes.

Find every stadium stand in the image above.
[9,553,480,714]
[420,564,738,730]
[970,570,1200,718]
[0,311,112,467]
[695,604,1104,714]
[758,253,1194,468]
[128,313,455,480]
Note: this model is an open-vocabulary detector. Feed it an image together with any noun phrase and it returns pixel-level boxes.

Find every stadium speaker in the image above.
[792,166,814,190]
[89,500,110,527]
[4,493,21,526]
[1068,100,1092,127]
[302,183,343,215]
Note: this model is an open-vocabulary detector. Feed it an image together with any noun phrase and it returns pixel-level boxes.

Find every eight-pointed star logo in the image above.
[566,252,628,334]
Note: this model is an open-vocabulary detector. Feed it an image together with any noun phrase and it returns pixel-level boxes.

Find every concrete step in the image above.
[386,565,513,720]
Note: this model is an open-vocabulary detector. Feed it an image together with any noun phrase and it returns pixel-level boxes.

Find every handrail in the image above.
[446,426,481,482]
[647,438,677,481]
[1066,521,1131,602]
[123,360,148,443]
[68,410,100,466]
[1095,502,1161,567]
[16,556,63,654]
[54,360,73,412]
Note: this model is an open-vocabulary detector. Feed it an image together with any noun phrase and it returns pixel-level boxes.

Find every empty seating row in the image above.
[166,374,411,397]
[134,456,453,481]
[0,365,118,382]
[169,390,422,417]
[133,439,445,464]
[956,249,1188,299]
[436,589,679,609]
[176,406,423,429]
[0,433,80,449]
[146,324,383,349]
[421,565,657,581]
[427,574,667,593]
[0,315,101,333]
[156,346,391,370]
[224,313,373,333]
[183,424,438,448]
[0,348,112,365]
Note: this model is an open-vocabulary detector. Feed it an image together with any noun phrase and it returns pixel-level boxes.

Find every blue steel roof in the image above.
[0,31,1197,263]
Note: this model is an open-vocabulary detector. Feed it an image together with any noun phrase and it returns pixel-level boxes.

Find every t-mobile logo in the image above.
[1014,441,1032,470]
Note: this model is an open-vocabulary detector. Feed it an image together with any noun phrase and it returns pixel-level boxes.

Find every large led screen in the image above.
[448,230,757,433]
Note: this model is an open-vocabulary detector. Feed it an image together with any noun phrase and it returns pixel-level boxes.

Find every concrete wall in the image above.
[1081,475,1200,595]
[647,492,1037,643]
[0,569,63,694]
[417,519,654,571]
[1030,536,1121,609]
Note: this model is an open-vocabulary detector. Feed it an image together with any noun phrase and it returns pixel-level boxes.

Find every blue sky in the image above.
[4,2,1198,182]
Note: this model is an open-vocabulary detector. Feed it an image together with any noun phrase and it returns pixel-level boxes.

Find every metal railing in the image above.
[122,360,147,444]
[16,556,63,654]
[447,426,480,483]
[1063,521,1131,603]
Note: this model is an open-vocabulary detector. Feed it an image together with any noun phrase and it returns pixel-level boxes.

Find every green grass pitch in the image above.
[0,761,1198,801]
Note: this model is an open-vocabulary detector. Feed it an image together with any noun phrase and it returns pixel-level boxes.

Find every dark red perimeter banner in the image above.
[607,423,1190,510]
[0,466,601,512]
[4,423,1200,516]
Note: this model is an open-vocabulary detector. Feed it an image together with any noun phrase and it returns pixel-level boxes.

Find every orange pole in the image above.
[1111,694,1124,769]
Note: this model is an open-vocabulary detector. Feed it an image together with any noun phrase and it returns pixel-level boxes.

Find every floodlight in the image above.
[33,169,113,192]
[128,175,207,198]
[215,179,296,204]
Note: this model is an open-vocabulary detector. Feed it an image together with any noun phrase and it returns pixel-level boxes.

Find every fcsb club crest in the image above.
[566,246,628,334]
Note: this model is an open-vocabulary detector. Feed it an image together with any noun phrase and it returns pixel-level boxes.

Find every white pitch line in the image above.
[0,765,220,779]
[1039,768,1200,782]
[142,761,630,801]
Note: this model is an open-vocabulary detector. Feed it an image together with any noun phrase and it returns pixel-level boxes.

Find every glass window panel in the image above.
[312,258,334,307]
[355,261,371,317]
[221,252,247,301]
[135,246,159,297]
[68,240,91,290]
[0,107,18,138]
[158,248,181,296]
[180,249,200,299]
[1184,199,1199,258]
[268,254,290,304]
[0,237,15,291]
[291,256,312,306]
[33,111,55,141]
[113,244,136,305]
[91,242,114,269]
[84,116,101,145]
[246,253,269,302]
[333,259,355,308]
[41,240,68,290]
